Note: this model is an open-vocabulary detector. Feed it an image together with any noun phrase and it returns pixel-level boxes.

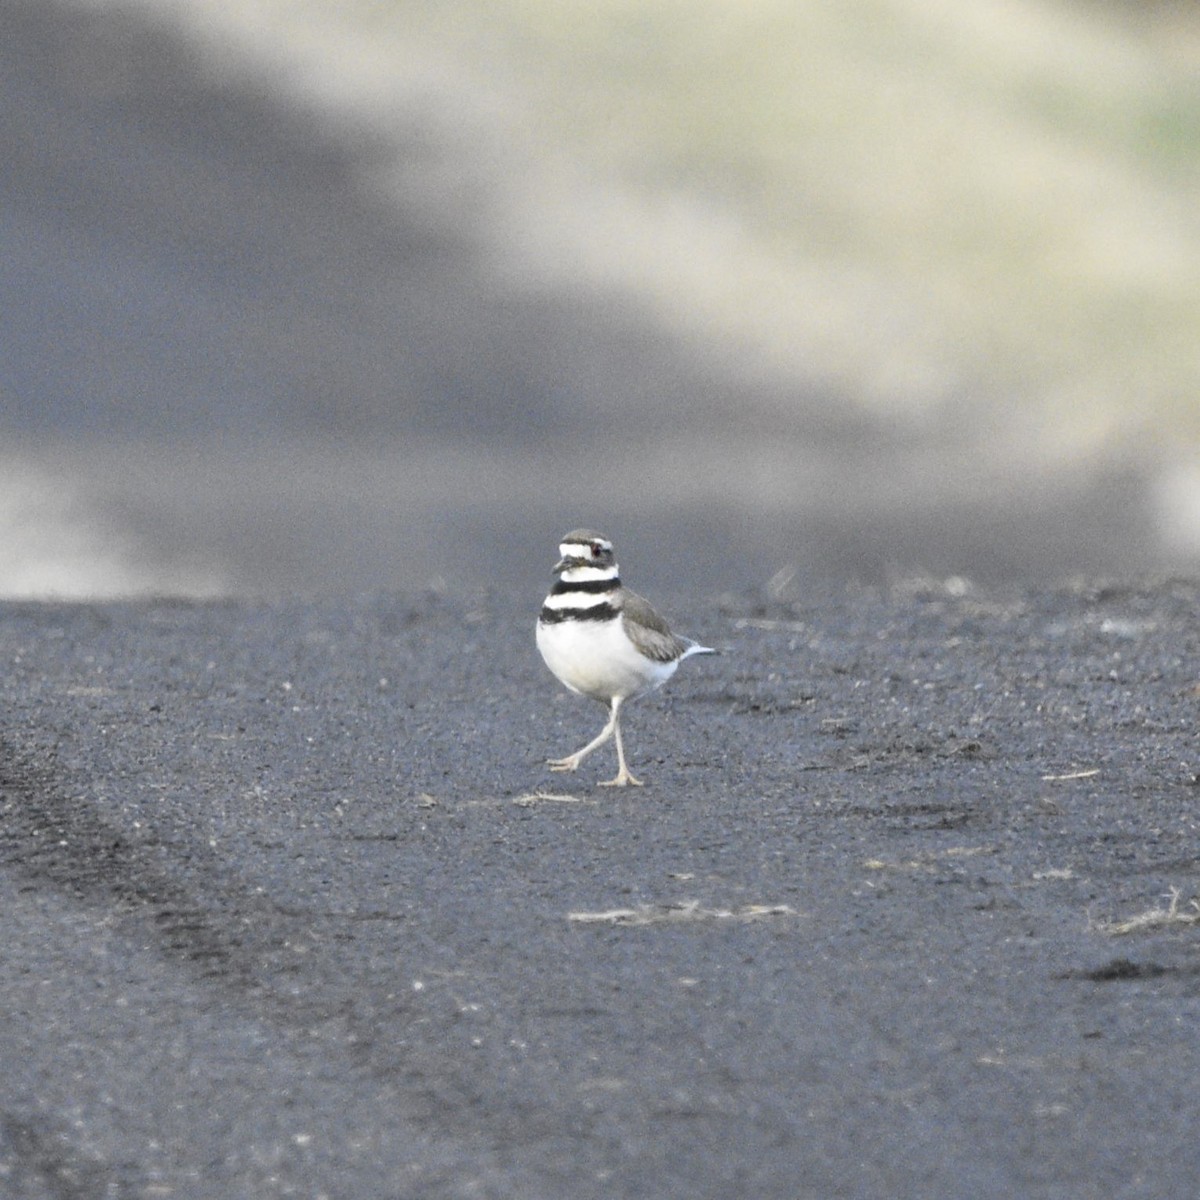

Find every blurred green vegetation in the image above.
[393,0,1199,446]
[202,0,1200,449]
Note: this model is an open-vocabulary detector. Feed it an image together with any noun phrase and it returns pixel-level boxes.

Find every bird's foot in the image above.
[599,769,643,788]
[547,755,582,772]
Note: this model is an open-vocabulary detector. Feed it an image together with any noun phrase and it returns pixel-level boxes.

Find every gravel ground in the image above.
[2,579,1200,1198]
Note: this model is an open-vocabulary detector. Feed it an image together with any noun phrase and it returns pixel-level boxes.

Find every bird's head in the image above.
[553,530,615,574]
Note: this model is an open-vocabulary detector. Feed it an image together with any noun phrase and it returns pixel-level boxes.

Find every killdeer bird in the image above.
[536,530,715,787]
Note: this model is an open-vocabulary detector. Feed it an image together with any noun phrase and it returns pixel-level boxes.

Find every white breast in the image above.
[537,615,678,703]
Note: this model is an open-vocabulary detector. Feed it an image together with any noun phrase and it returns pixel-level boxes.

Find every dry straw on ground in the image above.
[1096,887,1200,935]
[568,900,795,926]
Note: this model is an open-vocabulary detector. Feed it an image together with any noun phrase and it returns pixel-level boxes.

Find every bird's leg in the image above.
[599,697,643,787]
[547,703,617,772]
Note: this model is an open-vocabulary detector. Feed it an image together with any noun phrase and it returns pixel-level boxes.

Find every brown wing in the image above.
[620,590,687,663]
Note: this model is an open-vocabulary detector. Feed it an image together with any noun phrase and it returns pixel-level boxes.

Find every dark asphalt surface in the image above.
[3,579,1200,1198]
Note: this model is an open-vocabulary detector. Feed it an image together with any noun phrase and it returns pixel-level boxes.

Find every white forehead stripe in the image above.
[560,539,612,559]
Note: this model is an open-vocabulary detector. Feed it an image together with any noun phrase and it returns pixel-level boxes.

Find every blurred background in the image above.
[3,0,1199,599]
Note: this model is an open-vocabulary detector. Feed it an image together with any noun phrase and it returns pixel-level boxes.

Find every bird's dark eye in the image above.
[590,543,601,557]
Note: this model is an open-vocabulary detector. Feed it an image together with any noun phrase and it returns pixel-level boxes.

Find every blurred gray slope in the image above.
[0,0,1158,596]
